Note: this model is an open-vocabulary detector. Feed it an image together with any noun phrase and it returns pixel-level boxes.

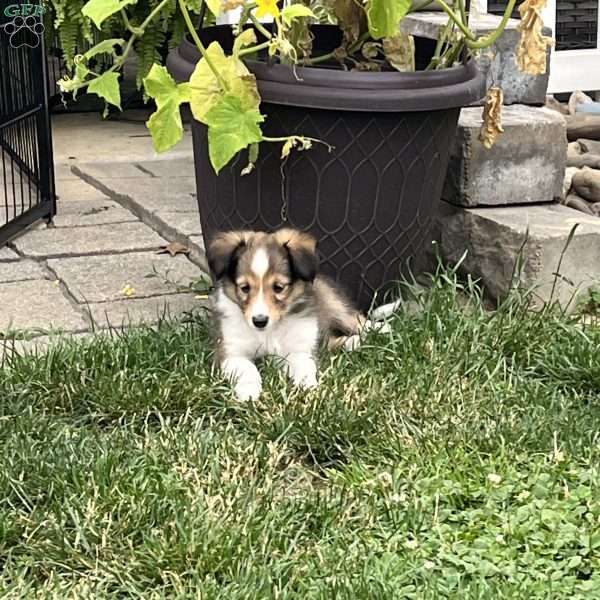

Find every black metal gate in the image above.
[0,4,56,246]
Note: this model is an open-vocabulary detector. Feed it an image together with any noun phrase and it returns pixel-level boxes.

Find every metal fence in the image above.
[0,11,56,246]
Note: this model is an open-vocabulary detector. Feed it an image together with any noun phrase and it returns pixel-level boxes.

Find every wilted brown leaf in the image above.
[383,33,415,72]
[157,242,191,257]
[516,0,554,75]
[221,0,246,10]
[479,87,504,149]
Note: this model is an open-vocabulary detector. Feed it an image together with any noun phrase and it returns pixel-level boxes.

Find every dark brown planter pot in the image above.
[167,25,485,310]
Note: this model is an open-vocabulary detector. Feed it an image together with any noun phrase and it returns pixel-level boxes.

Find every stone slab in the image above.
[444,105,567,207]
[400,12,551,106]
[0,279,88,332]
[153,211,202,237]
[73,170,198,213]
[85,293,203,327]
[0,259,46,283]
[134,158,195,178]
[48,252,203,303]
[53,198,138,227]
[438,202,600,309]
[55,178,114,202]
[0,247,19,261]
[74,162,154,180]
[12,221,167,258]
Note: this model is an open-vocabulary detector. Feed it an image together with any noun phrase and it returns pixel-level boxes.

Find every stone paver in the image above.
[154,211,202,237]
[85,293,202,327]
[53,198,138,227]
[0,247,19,261]
[0,280,88,332]
[13,221,167,258]
[55,178,114,202]
[48,252,202,303]
[73,169,198,213]
[0,259,47,283]
[438,202,600,309]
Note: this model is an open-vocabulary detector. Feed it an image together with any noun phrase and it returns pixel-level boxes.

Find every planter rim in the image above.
[167,25,485,112]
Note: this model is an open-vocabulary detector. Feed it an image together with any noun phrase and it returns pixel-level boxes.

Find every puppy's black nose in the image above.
[252,315,269,329]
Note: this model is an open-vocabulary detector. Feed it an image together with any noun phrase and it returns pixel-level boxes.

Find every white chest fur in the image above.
[215,289,319,360]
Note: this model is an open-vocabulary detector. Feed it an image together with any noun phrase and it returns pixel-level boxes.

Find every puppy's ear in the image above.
[276,228,318,282]
[207,231,248,281]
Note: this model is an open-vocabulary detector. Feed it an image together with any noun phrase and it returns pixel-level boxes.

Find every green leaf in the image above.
[82,0,137,29]
[281,4,315,27]
[205,94,264,173]
[368,0,411,39]
[143,64,191,152]
[189,41,260,124]
[205,0,221,16]
[87,71,121,109]
[233,29,258,56]
[147,99,184,153]
[83,38,125,60]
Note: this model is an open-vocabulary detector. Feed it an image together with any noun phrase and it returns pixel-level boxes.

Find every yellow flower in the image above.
[516,0,554,75]
[256,0,280,19]
[122,284,135,297]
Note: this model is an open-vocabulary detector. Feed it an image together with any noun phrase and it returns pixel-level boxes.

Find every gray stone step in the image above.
[438,202,600,309]
[400,11,551,106]
[444,105,567,207]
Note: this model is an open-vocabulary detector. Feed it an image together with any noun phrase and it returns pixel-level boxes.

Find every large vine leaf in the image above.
[368,0,411,40]
[82,0,137,28]
[205,94,264,173]
[144,64,191,152]
[188,41,260,124]
[87,71,121,109]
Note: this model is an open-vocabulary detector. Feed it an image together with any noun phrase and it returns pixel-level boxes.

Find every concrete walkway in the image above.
[1,109,208,355]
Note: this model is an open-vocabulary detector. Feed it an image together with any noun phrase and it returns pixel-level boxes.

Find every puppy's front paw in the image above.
[234,378,262,401]
[286,353,318,389]
[343,334,362,351]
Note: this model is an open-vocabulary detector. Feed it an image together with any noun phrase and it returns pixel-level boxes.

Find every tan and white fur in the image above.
[207,229,379,401]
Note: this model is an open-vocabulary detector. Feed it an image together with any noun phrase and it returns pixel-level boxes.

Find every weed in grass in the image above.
[1,267,599,598]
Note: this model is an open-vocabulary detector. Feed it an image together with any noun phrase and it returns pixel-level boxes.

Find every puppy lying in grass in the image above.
[207,228,391,401]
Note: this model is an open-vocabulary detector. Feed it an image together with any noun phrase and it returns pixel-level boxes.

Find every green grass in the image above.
[1,269,600,598]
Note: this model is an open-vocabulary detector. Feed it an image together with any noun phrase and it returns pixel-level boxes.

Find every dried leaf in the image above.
[479,87,504,149]
[222,0,245,10]
[516,0,554,76]
[333,0,367,46]
[383,33,415,72]
[157,242,191,257]
[361,42,380,60]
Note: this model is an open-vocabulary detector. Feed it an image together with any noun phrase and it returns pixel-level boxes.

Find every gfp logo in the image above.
[2,4,46,48]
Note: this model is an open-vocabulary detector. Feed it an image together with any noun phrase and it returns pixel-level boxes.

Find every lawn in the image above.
[1,270,600,598]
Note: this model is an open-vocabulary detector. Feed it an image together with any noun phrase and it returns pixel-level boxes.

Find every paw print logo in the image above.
[2,15,44,49]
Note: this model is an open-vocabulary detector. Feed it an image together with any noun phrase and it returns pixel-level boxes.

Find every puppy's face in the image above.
[207,229,317,330]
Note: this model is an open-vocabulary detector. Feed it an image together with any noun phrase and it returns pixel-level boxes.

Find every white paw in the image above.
[343,334,362,351]
[234,378,262,401]
[285,354,318,389]
[363,319,391,334]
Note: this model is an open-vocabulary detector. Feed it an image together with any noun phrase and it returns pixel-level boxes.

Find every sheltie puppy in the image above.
[207,228,373,401]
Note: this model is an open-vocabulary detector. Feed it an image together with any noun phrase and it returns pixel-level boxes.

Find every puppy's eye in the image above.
[239,283,250,294]
[273,283,286,294]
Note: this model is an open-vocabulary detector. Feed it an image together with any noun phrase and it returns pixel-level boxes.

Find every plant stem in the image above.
[178,0,229,90]
[238,40,271,57]
[465,0,518,49]
[120,9,137,35]
[248,11,273,39]
[433,0,476,41]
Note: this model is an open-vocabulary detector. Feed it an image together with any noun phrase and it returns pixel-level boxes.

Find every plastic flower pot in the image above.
[167,25,485,310]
